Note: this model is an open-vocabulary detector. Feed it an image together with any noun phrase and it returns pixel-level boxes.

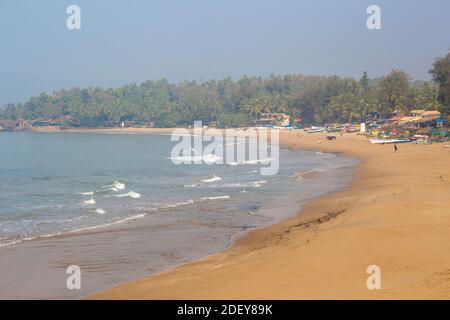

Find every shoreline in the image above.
[87,129,450,299]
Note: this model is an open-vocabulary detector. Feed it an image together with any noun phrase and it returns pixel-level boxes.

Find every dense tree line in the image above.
[1,50,449,127]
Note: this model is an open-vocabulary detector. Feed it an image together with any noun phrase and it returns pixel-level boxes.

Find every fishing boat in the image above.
[326,126,343,133]
[369,139,411,145]
[306,126,326,133]
[344,126,360,133]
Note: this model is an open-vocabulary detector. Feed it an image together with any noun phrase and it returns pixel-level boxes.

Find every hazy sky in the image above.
[1,0,449,104]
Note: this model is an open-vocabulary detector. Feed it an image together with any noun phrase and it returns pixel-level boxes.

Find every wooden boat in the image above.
[369,139,411,145]
[306,126,326,133]
[326,127,343,133]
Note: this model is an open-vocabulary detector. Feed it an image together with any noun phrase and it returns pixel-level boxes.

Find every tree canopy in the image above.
[2,50,449,127]
[430,50,450,115]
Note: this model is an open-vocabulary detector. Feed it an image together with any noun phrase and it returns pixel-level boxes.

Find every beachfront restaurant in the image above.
[411,111,445,128]
[255,113,291,127]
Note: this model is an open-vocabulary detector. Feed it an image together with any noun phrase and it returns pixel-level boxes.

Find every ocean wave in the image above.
[162,199,194,209]
[183,183,200,188]
[115,191,141,199]
[222,180,267,188]
[83,198,96,205]
[70,214,147,233]
[200,195,230,201]
[79,191,94,196]
[0,213,147,248]
[102,181,126,191]
[201,175,222,183]
[0,239,23,248]
[169,154,222,163]
[248,180,267,187]
[91,208,106,215]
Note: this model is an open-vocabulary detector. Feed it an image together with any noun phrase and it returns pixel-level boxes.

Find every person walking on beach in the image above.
[394,144,398,153]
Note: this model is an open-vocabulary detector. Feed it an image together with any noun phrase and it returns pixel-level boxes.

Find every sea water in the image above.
[0,131,357,298]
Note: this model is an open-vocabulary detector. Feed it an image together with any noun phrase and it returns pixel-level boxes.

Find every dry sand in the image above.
[73,128,450,299]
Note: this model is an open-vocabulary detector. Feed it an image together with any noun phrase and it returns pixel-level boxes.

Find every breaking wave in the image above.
[115,191,141,199]
[102,181,126,191]
[200,195,230,201]
[79,191,94,196]
[201,175,222,183]
[162,199,194,209]
[83,198,96,205]
[91,208,106,215]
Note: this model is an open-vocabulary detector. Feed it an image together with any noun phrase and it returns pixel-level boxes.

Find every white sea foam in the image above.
[222,182,243,188]
[163,199,194,208]
[222,180,267,188]
[183,183,200,188]
[200,195,230,201]
[113,181,126,190]
[83,198,96,205]
[0,239,23,248]
[115,191,141,199]
[79,191,94,196]
[103,181,126,191]
[92,208,106,215]
[169,154,222,163]
[250,180,267,185]
[201,175,222,183]
[68,214,147,233]
[0,213,147,248]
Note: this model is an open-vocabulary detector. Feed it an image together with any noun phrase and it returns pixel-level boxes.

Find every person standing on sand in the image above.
[394,144,398,153]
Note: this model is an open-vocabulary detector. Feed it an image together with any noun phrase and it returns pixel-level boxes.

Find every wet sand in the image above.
[89,130,450,299]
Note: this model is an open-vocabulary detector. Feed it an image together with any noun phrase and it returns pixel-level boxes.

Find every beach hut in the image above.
[413,116,442,128]
[410,110,426,117]
[255,113,291,127]
[436,118,446,128]
[422,111,442,118]
[386,116,402,124]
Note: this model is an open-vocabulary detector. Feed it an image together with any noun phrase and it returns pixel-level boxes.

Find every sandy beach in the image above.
[82,128,450,299]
